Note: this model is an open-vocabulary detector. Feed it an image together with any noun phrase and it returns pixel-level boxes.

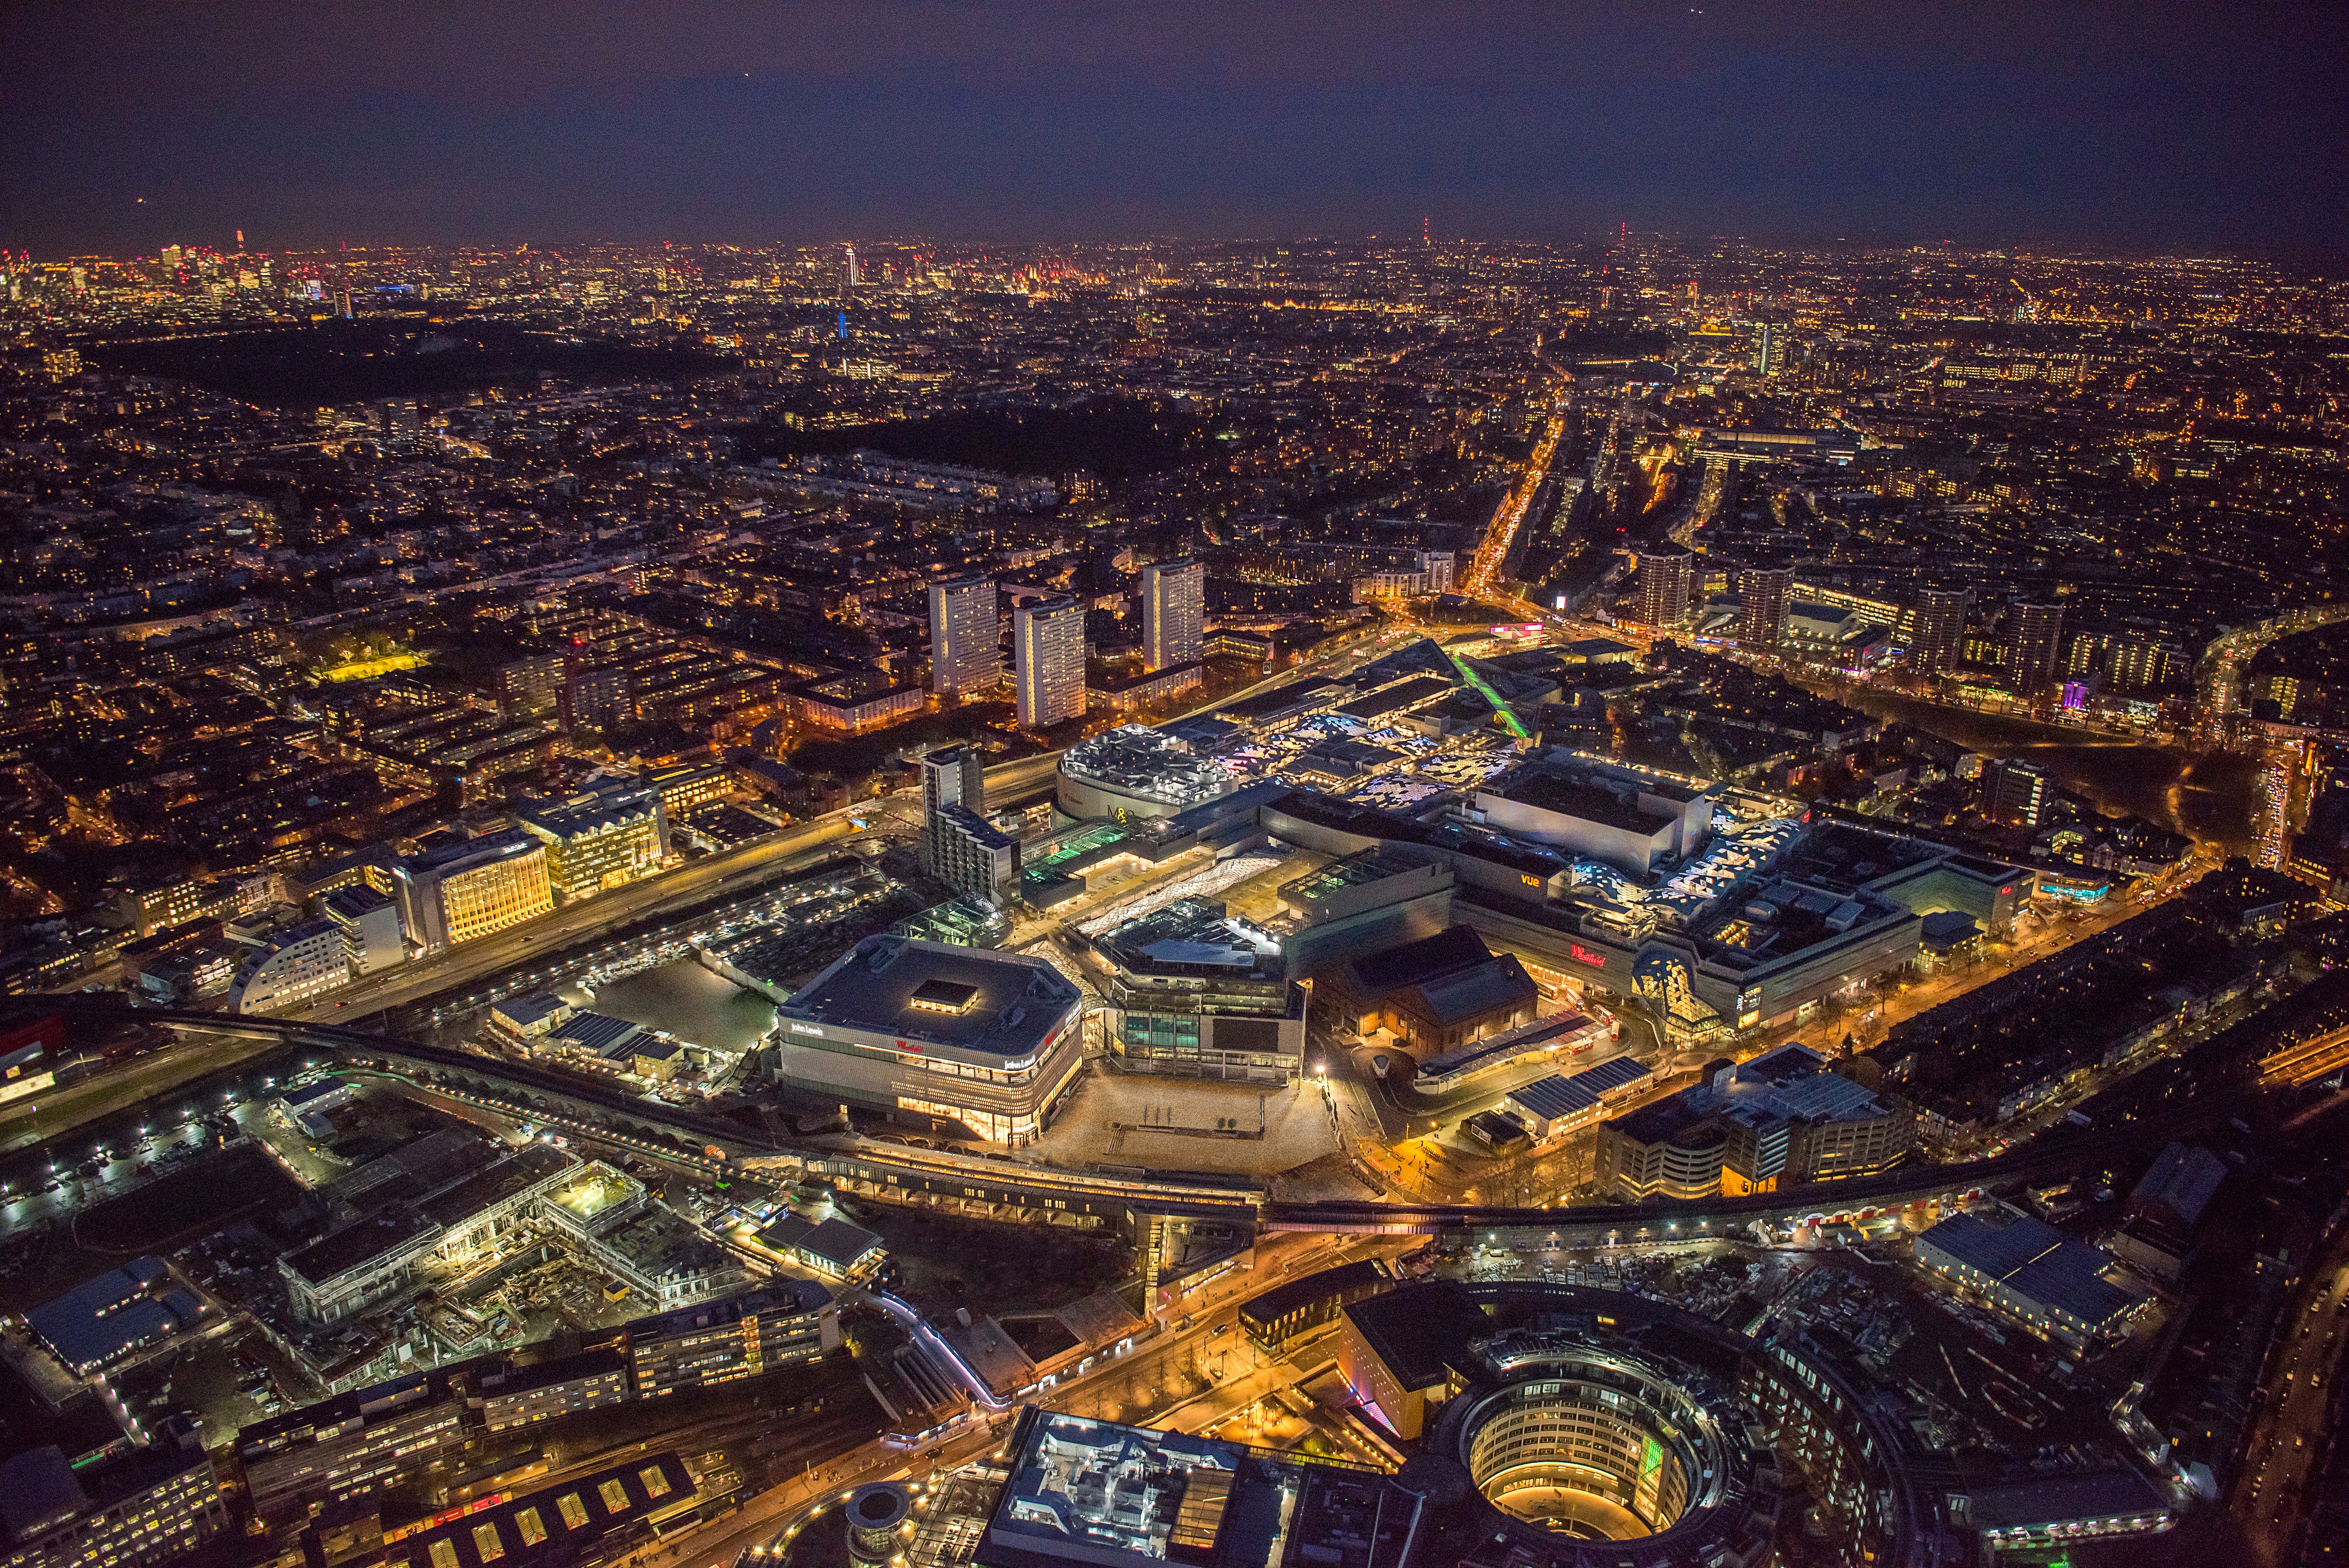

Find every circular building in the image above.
[845,1483,912,1568]
[1056,724,1233,821]
[1364,1281,1925,1567]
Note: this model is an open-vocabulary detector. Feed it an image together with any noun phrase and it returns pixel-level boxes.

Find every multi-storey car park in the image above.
[1055,723,1237,821]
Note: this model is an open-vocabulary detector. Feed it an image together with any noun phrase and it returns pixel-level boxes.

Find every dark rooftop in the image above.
[1340,1280,1491,1392]
[1238,1259,1390,1331]
[784,936,1081,1059]
[282,1208,441,1287]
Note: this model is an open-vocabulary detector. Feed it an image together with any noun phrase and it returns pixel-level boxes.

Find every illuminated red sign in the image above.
[1569,943,1607,968]
[1999,886,2014,896]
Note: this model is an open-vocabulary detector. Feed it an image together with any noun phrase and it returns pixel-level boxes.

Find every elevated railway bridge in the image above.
[71,1003,2328,1261]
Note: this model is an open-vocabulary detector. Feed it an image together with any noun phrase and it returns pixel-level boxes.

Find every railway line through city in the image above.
[55,999,2341,1260]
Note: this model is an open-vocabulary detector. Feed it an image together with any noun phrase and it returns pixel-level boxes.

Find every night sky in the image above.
[3,0,2343,258]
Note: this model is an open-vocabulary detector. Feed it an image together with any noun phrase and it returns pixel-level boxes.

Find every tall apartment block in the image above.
[2003,602,2065,694]
[1909,588,1967,676]
[1014,597,1087,729]
[928,574,999,697]
[1735,565,1795,649]
[1637,545,1695,630]
[1142,558,1205,671]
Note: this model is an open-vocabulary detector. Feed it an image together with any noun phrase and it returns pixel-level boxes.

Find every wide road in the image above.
[2236,1230,2349,1563]
[664,1231,1393,1568]
[273,754,1056,1027]
[1464,405,1568,606]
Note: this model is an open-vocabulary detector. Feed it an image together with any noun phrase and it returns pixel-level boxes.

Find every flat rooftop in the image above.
[1059,724,1233,809]
[419,1143,573,1228]
[544,1164,643,1225]
[1094,897,1284,980]
[1493,769,1676,833]
[283,1208,441,1287]
[1507,1056,1653,1121]
[984,1414,1249,1568]
[1919,1210,2142,1331]
[593,1204,739,1285]
[784,936,1081,1059]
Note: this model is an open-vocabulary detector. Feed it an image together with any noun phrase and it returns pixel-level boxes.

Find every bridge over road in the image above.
[45,999,2331,1256]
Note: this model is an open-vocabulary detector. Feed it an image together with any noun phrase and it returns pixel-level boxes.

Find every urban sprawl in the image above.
[0,236,2344,1568]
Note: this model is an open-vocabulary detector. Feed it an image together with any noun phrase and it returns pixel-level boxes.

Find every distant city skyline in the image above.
[3,1,2343,257]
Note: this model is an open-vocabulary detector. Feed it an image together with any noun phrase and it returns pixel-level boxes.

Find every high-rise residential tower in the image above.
[1735,565,1795,649]
[1142,558,1205,671]
[921,743,983,824]
[1909,589,1968,676]
[928,574,999,697]
[917,742,1017,898]
[1014,597,1087,729]
[1637,545,1695,630]
[2003,602,2065,694]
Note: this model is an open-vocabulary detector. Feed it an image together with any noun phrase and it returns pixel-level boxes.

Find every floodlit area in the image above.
[1024,1072,1340,1180]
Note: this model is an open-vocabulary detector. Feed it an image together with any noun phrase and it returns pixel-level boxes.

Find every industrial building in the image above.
[1470,757,1718,876]
[24,1258,202,1377]
[1321,925,1540,1057]
[1503,1054,1653,1141]
[1272,843,1454,977]
[1913,1207,2146,1350]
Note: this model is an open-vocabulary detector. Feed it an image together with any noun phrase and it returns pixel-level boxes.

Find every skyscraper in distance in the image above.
[1910,588,1967,676]
[928,574,999,697]
[1735,565,1795,649]
[1637,545,1695,630]
[1142,558,1205,671]
[1014,597,1087,729]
